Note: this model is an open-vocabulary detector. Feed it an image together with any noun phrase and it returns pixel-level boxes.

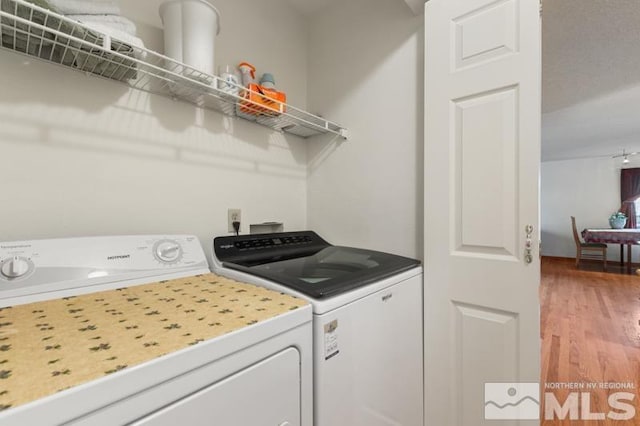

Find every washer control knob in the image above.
[1,256,30,278]
[153,240,183,264]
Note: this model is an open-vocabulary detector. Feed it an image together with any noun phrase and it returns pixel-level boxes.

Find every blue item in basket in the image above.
[260,72,276,89]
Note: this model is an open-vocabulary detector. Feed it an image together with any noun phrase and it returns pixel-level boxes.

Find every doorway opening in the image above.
[540,0,640,422]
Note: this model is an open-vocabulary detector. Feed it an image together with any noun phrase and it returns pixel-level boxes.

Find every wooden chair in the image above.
[571,216,607,270]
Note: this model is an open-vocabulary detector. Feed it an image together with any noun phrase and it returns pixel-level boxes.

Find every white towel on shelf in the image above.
[75,19,146,60]
[67,14,136,36]
[47,0,120,16]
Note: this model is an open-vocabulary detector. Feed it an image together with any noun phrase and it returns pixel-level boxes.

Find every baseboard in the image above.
[541,255,572,261]
[541,255,640,268]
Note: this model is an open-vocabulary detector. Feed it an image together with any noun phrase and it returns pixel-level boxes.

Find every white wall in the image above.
[541,156,640,261]
[306,0,424,258]
[0,0,426,259]
[122,0,309,108]
[0,0,309,248]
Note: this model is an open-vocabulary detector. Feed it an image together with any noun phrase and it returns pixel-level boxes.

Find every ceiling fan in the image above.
[612,149,639,164]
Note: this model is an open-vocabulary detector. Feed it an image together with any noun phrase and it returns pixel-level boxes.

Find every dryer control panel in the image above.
[0,235,209,306]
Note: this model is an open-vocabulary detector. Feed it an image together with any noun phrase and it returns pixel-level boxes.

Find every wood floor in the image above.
[541,257,640,425]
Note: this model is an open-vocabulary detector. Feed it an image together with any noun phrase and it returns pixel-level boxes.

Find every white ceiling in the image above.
[542,0,640,161]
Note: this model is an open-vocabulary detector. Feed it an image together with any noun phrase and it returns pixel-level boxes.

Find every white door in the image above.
[424,0,541,424]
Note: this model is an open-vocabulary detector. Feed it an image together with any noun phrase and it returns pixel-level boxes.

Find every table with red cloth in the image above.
[582,228,640,272]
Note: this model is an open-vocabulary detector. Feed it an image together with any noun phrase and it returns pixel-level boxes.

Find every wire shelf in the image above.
[0,0,348,139]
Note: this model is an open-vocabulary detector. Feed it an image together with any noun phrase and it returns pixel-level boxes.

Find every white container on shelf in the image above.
[159,0,220,80]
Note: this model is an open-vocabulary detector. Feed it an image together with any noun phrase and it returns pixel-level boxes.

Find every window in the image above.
[635,198,640,228]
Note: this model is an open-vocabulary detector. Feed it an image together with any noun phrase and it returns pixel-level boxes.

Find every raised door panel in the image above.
[452,86,519,260]
[453,303,519,425]
[453,0,519,71]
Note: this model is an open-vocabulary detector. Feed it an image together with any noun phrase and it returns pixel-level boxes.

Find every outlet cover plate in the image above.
[228,208,241,232]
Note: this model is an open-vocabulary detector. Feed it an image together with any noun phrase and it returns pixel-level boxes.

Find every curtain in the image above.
[620,168,640,228]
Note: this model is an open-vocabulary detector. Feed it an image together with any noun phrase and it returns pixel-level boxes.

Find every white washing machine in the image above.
[212,231,424,426]
[0,235,312,426]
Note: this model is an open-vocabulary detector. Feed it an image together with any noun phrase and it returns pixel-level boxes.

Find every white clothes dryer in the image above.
[0,235,312,426]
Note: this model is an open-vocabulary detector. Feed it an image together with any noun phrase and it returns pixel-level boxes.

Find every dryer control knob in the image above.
[1,256,30,278]
[153,240,183,264]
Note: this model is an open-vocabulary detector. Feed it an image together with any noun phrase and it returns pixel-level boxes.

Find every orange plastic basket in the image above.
[238,83,287,117]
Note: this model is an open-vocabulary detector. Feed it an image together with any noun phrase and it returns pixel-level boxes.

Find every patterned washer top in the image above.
[0,273,307,411]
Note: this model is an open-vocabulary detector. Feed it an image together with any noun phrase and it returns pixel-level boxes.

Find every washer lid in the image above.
[223,245,420,299]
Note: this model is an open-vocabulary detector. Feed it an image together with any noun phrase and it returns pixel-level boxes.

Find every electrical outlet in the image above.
[228,208,241,232]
